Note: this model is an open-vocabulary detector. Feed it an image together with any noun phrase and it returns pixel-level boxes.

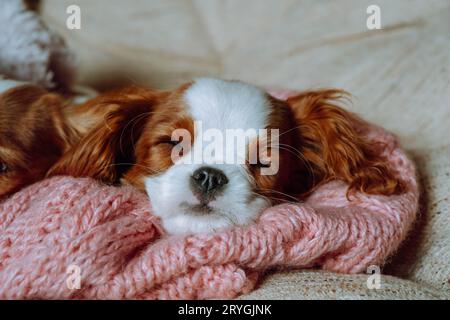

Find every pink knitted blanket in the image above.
[0,93,419,299]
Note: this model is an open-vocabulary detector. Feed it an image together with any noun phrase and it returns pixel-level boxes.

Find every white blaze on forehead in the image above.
[184,78,270,132]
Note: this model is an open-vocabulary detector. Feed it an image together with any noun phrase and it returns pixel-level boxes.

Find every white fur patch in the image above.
[184,77,270,132]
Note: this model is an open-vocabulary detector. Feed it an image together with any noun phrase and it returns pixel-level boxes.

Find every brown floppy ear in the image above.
[286,89,404,197]
[47,98,151,184]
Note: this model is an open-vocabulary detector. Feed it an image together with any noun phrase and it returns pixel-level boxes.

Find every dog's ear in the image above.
[47,97,152,184]
[0,85,72,195]
[286,89,404,196]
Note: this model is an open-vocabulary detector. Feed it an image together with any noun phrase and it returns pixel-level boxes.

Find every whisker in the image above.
[278,124,303,138]
[119,112,151,155]
[275,143,302,154]
[257,188,300,203]
[275,145,317,187]
[251,192,300,206]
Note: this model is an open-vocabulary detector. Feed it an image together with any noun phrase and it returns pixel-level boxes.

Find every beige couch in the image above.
[41,0,449,299]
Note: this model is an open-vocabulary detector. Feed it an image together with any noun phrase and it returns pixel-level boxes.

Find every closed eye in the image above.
[156,137,180,146]
[258,162,271,168]
[255,162,271,168]
[250,159,271,168]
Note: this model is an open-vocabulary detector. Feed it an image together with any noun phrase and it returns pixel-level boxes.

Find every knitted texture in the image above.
[0,93,419,299]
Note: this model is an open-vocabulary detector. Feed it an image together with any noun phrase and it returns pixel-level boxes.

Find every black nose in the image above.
[190,167,228,199]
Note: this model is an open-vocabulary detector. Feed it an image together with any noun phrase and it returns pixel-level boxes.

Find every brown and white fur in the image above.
[0,81,72,196]
[0,78,404,234]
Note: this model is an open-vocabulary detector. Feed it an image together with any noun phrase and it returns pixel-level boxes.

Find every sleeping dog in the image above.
[0,77,403,234]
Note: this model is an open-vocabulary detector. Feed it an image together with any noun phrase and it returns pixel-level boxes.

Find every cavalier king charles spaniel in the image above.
[0,78,404,234]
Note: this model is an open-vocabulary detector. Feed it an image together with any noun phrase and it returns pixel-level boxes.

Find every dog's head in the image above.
[0,85,69,197]
[49,78,403,234]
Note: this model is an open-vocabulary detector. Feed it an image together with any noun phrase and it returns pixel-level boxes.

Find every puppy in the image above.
[47,78,404,234]
[0,81,73,197]
[0,79,99,198]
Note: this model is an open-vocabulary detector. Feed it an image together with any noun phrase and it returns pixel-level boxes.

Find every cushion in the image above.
[240,270,447,300]
[385,145,450,292]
